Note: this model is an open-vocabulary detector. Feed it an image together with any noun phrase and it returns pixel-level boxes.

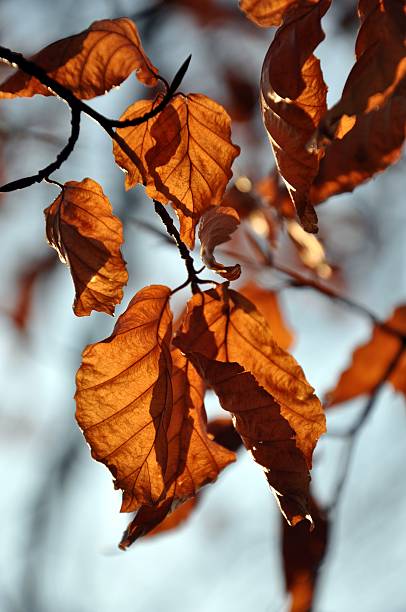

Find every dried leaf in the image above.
[316,0,406,140]
[44,178,127,317]
[239,0,305,27]
[260,0,330,232]
[119,347,235,547]
[145,94,240,248]
[0,18,157,99]
[327,306,406,406]
[238,283,294,350]
[174,285,325,524]
[286,220,331,278]
[75,285,173,511]
[283,496,329,612]
[198,206,241,280]
[312,84,406,203]
[207,417,243,452]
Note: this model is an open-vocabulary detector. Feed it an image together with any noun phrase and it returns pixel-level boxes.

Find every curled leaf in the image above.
[239,0,306,27]
[44,178,128,317]
[0,18,157,99]
[75,285,173,511]
[260,0,330,232]
[198,206,241,280]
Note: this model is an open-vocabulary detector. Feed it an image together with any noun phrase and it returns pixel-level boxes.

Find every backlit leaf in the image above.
[75,285,173,511]
[198,206,241,280]
[119,347,235,547]
[327,306,406,406]
[145,94,240,248]
[0,18,157,100]
[44,178,128,317]
[260,0,330,232]
[239,0,307,27]
[174,284,325,524]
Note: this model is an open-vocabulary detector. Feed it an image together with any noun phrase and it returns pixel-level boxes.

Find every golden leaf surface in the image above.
[239,0,315,27]
[75,285,173,511]
[44,178,128,317]
[0,18,157,99]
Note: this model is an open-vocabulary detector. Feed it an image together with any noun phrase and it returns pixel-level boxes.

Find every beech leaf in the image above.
[75,285,173,511]
[239,0,309,27]
[0,18,157,100]
[198,206,241,280]
[174,284,325,524]
[260,0,330,232]
[327,306,406,406]
[44,178,128,317]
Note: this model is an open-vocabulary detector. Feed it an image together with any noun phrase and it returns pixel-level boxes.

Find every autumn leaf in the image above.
[207,417,243,453]
[44,178,128,317]
[75,285,173,511]
[312,82,406,203]
[119,347,236,547]
[260,0,330,232]
[0,18,157,100]
[145,94,240,249]
[327,306,406,406]
[239,0,307,27]
[174,284,325,524]
[316,0,406,141]
[282,496,329,612]
[198,206,241,280]
[238,283,294,350]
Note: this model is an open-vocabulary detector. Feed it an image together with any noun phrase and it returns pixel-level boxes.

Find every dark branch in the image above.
[0,107,81,192]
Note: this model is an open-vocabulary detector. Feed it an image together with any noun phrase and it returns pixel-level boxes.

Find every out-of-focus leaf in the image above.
[174,284,325,525]
[44,178,128,317]
[255,170,296,218]
[287,220,332,279]
[119,347,235,547]
[145,94,240,248]
[238,282,294,349]
[327,306,406,406]
[207,417,243,452]
[198,206,241,280]
[239,0,306,27]
[312,83,406,203]
[76,285,174,511]
[0,18,157,99]
[223,69,258,122]
[316,0,406,140]
[283,496,329,612]
[260,0,330,232]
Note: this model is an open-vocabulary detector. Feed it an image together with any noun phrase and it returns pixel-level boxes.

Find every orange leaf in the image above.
[0,18,157,99]
[260,0,330,232]
[145,94,240,248]
[316,0,406,140]
[239,0,312,27]
[119,347,235,547]
[312,84,406,203]
[282,496,329,612]
[198,206,241,280]
[238,282,294,350]
[327,306,406,406]
[174,284,325,524]
[75,285,173,511]
[44,178,128,317]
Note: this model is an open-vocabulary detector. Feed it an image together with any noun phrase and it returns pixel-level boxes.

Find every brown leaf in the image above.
[255,170,296,219]
[198,206,241,280]
[327,306,406,406]
[174,284,325,524]
[260,0,330,232]
[75,285,173,511]
[145,94,240,248]
[238,283,294,350]
[119,347,235,547]
[0,18,157,100]
[44,178,128,317]
[207,417,243,452]
[239,0,308,27]
[316,0,406,141]
[312,83,406,203]
[283,496,329,612]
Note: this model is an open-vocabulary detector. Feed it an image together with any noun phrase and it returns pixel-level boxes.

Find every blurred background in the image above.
[0,1,406,610]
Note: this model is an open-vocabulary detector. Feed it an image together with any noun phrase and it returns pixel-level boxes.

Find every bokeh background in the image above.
[0,1,406,610]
